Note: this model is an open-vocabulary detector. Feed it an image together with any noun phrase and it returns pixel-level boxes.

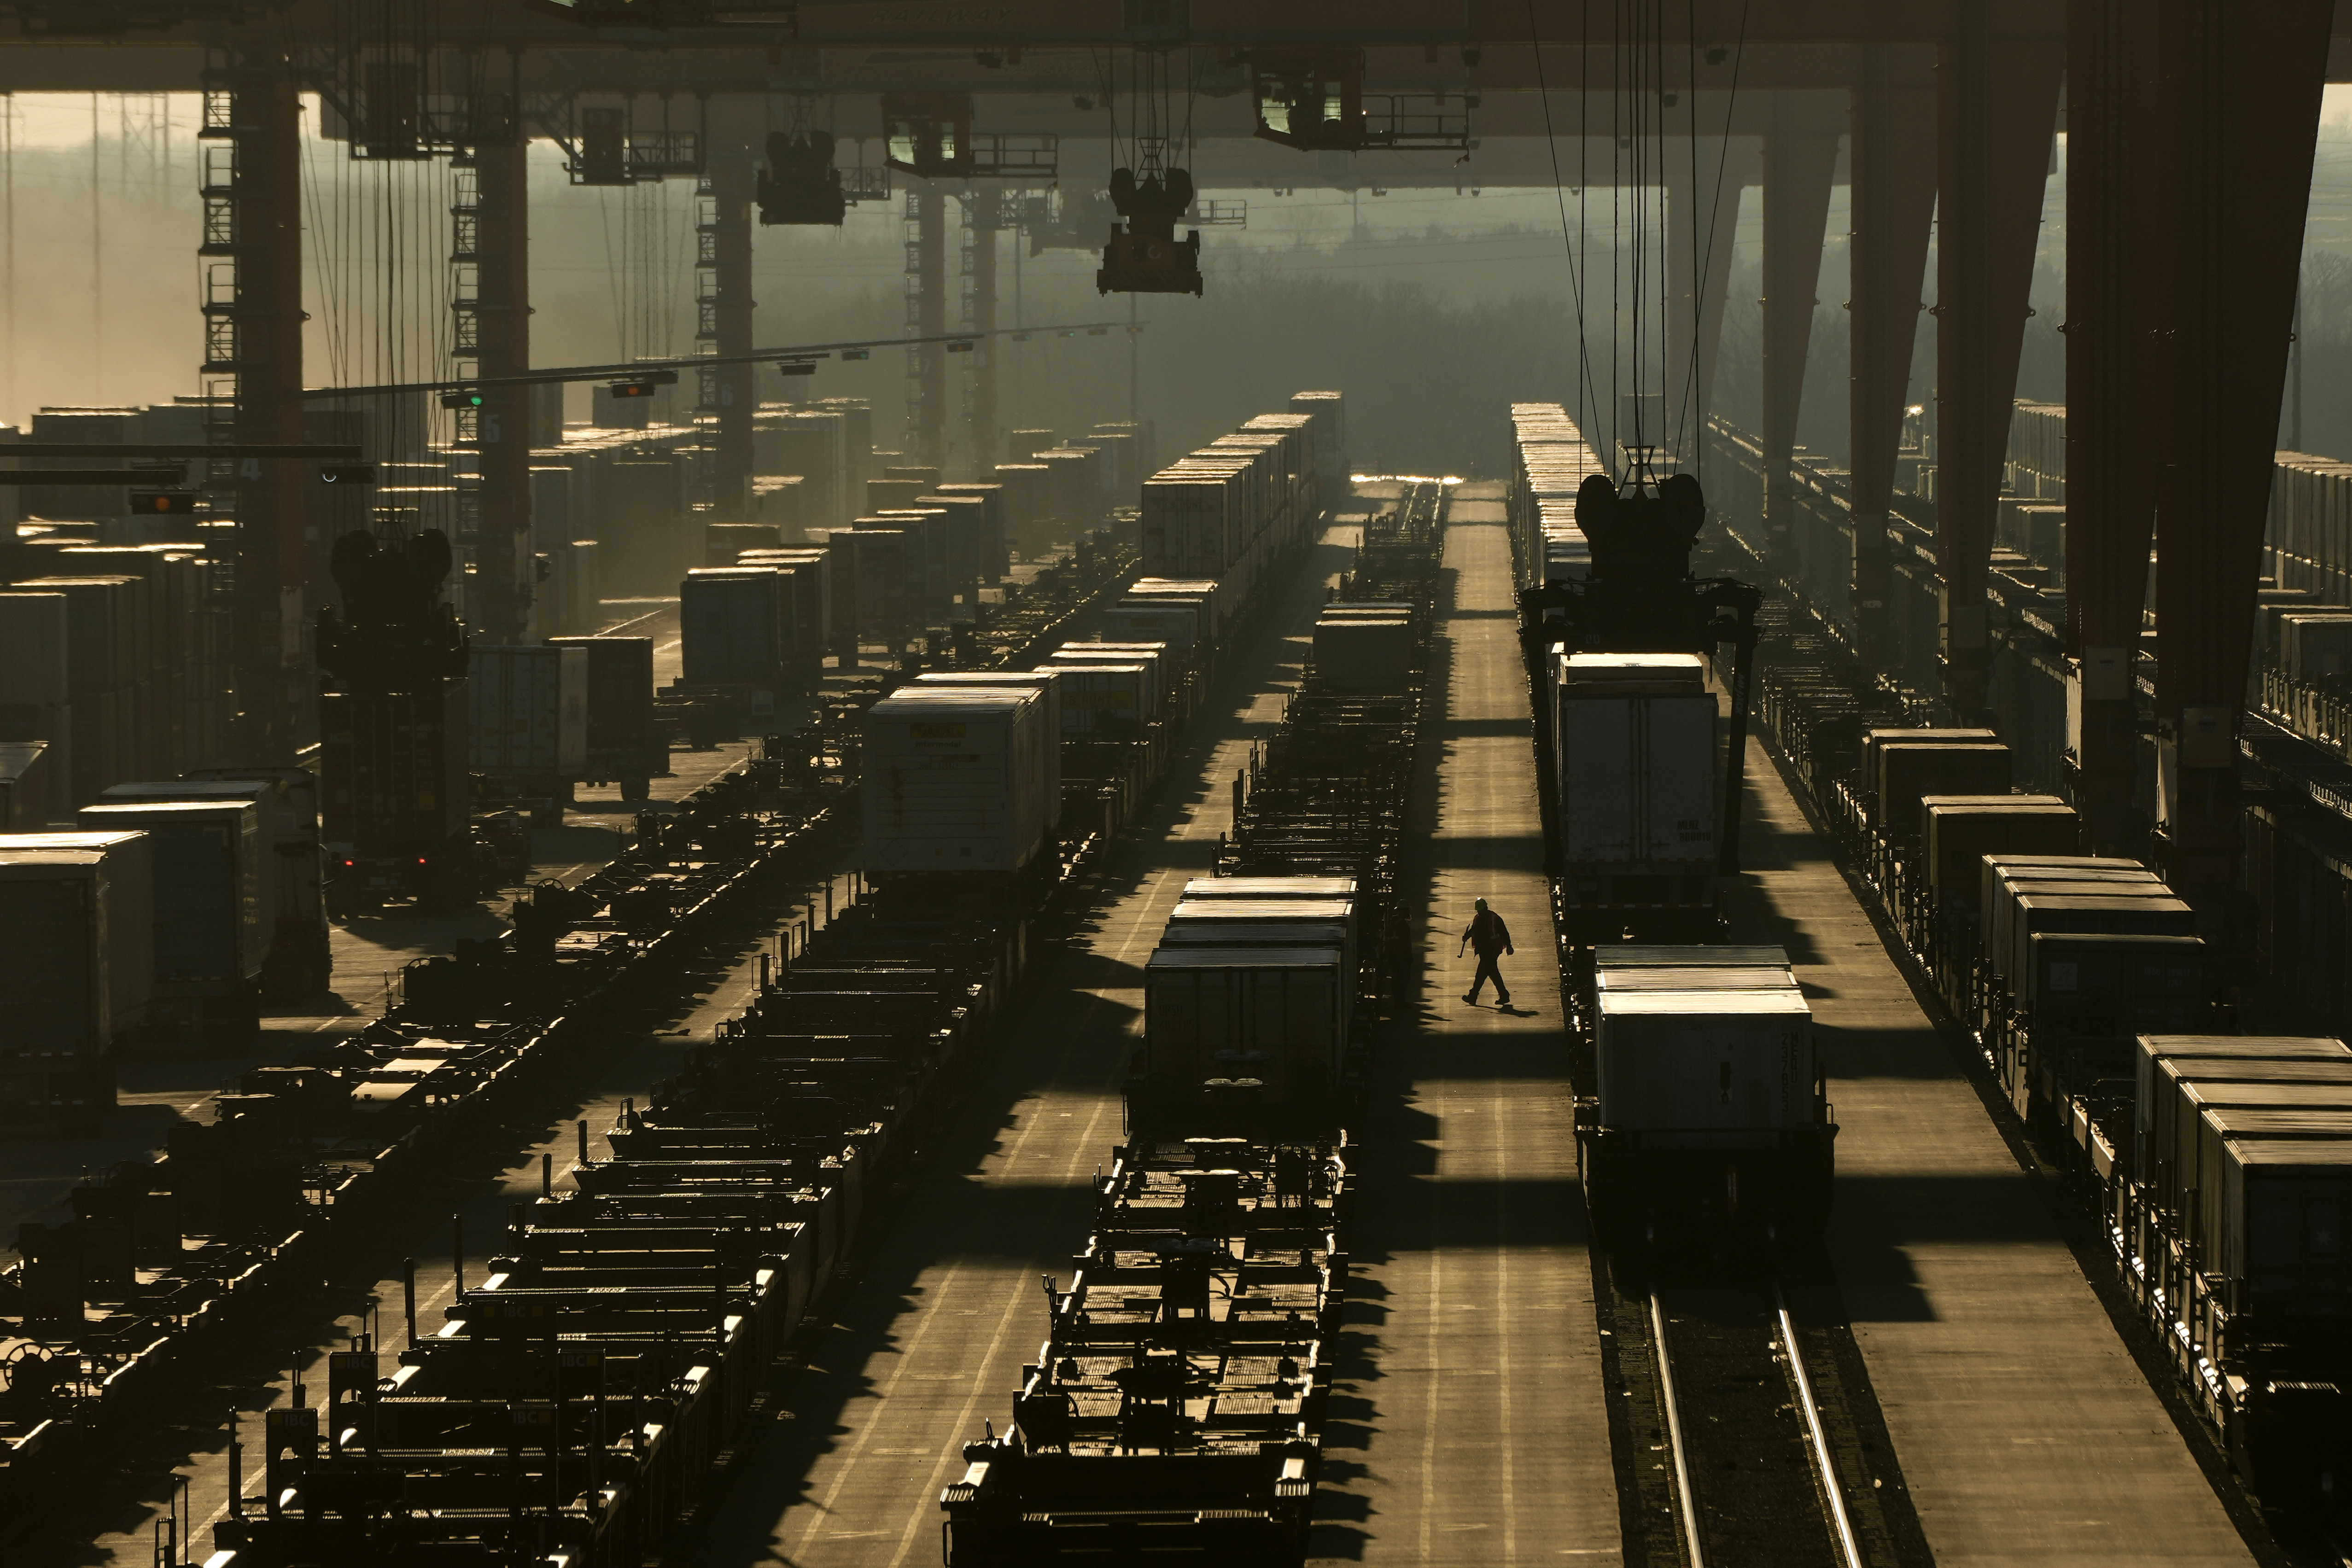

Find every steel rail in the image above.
[1649,1290,1706,1568]
[1775,1282,1864,1568]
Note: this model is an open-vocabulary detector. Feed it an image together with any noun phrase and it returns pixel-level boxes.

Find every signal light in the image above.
[1012,332,1032,342]
[947,339,975,353]
[441,391,487,409]
[776,361,818,377]
[842,348,871,361]
[1086,326,1109,336]
[318,464,378,485]
[128,491,198,516]
[607,373,676,399]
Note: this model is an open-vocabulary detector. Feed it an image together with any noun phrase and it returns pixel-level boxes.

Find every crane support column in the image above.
[701,149,758,520]
[2149,0,2331,918]
[965,187,999,476]
[202,55,306,761]
[2065,0,2165,857]
[1758,108,1837,568]
[1932,8,2060,721]
[907,185,947,468]
[469,139,531,643]
[1665,138,1746,456]
[1846,47,1937,654]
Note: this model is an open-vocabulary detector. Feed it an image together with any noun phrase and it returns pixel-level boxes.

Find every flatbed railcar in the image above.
[1508,405,1836,1254]
[939,1134,1350,1566]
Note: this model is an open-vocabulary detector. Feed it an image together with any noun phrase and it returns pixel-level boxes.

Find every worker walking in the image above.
[1459,897,1513,1005]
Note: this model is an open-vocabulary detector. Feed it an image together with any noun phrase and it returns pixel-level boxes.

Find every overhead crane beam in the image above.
[1930,6,2058,723]
[1844,43,1935,655]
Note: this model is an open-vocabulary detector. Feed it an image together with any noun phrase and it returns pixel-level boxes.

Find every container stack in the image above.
[860,685,1053,895]
[1508,402,1606,589]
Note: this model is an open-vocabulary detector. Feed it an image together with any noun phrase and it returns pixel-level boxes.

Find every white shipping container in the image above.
[911,670,1063,832]
[1165,897,1357,987]
[1599,944,1792,969]
[1595,988,1815,1131]
[0,851,113,1055]
[469,645,589,778]
[1039,662,1150,734]
[862,688,1051,875]
[0,830,152,1027]
[1144,944,1345,1096]
[1183,876,1357,901]
[1595,966,1800,992]
[1103,605,1204,665]
[1554,653,1716,866]
[1042,647,1163,715]
[75,800,262,989]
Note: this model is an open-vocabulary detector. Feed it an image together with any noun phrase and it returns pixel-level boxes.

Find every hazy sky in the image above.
[0,84,2348,436]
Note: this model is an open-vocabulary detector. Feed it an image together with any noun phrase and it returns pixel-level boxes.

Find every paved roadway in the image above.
[1727,739,2259,1562]
[1311,494,1620,1562]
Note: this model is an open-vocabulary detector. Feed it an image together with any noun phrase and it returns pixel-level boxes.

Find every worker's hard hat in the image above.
[1474,898,1488,911]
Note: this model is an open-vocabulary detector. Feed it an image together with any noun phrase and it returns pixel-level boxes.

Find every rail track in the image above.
[1596,1252,1933,1568]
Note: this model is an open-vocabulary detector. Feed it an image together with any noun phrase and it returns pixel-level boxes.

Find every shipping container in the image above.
[1182,876,1358,902]
[98,776,329,997]
[0,850,115,1054]
[2212,1138,2352,1319]
[547,635,663,798]
[1164,897,1358,986]
[910,670,1062,832]
[861,688,1051,878]
[1594,988,1815,1131]
[1598,944,1793,969]
[1923,797,2079,905]
[1143,944,1346,1101]
[1036,661,1151,736]
[469,644,589,787]
[76,798,263,991]
[1594,966,1800,992]
[680,567,794,687]
[1875,743,2012,837]
[929,482,1007,579]
[1553,653,1716,869]
[1100,604,1202,670]
[0,830,152,1029]
[2003,893,2194,992]
[2021,930,2205,1036]
[2136,1036,2352,1185]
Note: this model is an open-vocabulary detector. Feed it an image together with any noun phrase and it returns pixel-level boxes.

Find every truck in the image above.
[548,635,666,801]
[468,644,589,823]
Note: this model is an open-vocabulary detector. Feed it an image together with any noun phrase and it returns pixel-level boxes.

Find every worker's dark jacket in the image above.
[1466,909,1512,955]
